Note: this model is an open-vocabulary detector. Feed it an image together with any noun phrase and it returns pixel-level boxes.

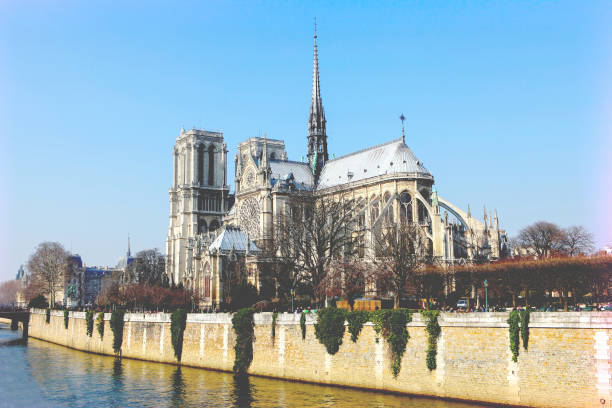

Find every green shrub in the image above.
[300,313,306,340]
[271,312,278,344]
[96,312,105,339]
[346,310,370,343]
[388,309,411,377]
[86,311,94,337]
[63,310,70,329]
[421,310,441,371]
[45,308,50,324]
[314,307,347,355]
[171,309,188,362]
[520,310,530,350]
[110,309,126,354]
[507,310,520,362]
[232,308,255,376]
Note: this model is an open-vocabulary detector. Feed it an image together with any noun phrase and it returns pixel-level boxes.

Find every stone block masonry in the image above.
[27,309,612,408]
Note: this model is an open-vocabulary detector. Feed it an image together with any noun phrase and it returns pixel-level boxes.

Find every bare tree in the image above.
[317,259,378,310]
[0,280,22,305]
[123,249,167,286]
[561,226,594,256]
[516,221,565,258]
[273,195,359,307]
[26,242,70,308]
[373,223,432,309]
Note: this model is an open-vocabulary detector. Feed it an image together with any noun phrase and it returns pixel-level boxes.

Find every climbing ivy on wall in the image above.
[45,308,50,324]
[96,312,105,339]
[171,309,188,362]
[110,309,126,354]
[232,308,255,376]
[421,310,441,371]
[314,308,347,355]
[346,311,369,343]
[86,311,94,337]
[63,310,70,329]
[271,312,278,344]
[388,310,411,377]
[300,313,306,340]
[507,310,520,362]
[520,310,530,350]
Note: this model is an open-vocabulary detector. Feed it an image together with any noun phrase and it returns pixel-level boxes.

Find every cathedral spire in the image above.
[127,234,131,258]
[307,18,328,181]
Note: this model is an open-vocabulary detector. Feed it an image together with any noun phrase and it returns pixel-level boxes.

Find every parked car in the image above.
[457,299,468,310]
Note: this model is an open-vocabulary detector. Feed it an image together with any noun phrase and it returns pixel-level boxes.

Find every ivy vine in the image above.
[232,308,255,376]
[388,310,411,377]
[63,310,69,329]
[271,311,278,344]
[507,310,520,362]
[96,312,105,339]
[314,308,347,355]
[300,313,306,340]
[520,310,530,350]
[346,311,369,343]
[45,308,50,324]
[86,311,94,337]
[421,310,441,371]
[171,309,188,362]
[110,309,126,354]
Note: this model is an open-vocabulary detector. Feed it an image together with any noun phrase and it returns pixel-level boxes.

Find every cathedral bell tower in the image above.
[307,21,328,181]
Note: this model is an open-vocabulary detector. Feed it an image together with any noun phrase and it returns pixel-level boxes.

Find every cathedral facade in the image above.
[166,31,507,307]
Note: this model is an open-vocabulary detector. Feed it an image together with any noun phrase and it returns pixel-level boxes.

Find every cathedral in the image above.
[165,30,508,307]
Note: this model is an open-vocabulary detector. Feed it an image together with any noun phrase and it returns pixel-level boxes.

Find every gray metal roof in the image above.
[316,138,432,190]
[269,160,314,188]
[209,226,260,253]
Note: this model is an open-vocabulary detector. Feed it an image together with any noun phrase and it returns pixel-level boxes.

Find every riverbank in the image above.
[28,309,612,408]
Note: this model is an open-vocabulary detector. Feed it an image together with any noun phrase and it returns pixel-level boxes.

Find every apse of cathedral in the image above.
[165,29,508,307]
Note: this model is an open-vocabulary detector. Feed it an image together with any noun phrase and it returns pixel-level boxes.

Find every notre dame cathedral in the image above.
[165,30,508,307]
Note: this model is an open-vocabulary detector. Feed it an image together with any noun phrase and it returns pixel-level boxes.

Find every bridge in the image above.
[0,311,30,340]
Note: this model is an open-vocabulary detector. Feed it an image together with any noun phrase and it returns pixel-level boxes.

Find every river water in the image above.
[0,324,482,408]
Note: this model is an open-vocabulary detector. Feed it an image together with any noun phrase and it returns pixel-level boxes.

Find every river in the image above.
[0,324,483,408]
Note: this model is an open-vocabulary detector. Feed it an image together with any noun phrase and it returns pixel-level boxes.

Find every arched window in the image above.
[208,146,215,186]
[270,152,276,160]
[370,195,379,226]
[209,219,220,232]
[383,192,394,225]
[198,145,204,185]
[198,219,208,234]
[399,191,413,224]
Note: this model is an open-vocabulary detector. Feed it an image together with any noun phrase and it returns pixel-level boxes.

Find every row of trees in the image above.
[515,222,595,258]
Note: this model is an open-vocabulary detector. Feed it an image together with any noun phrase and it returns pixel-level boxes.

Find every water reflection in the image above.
[232,375,255,408]
[0,326,483,408]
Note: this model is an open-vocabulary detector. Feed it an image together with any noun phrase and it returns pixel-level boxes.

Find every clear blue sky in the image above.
[1,1,611,281]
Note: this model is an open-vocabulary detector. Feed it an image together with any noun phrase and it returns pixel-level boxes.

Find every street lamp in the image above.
[484,279,489,312]
[290,288,295,313]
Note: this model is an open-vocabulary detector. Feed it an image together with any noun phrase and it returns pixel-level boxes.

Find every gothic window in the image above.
[370,195,379,226]
[238,197,260,238]
[399,191,413,224]
[383,192,394,225]
[198,145,204,185]
[208,145,215,186]
[270,152,276,160]
[209,219,220,232]
[198,219,208,234]
[204,276,210,298]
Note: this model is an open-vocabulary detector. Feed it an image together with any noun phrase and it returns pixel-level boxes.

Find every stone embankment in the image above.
[28,309,612,408]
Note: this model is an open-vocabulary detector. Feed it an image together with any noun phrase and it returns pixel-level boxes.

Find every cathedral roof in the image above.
[209,225,260,253]
[316,138,433,190]
[269,160,314,189]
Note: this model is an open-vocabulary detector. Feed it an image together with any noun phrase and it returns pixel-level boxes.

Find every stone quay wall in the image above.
[28,309,612,408]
